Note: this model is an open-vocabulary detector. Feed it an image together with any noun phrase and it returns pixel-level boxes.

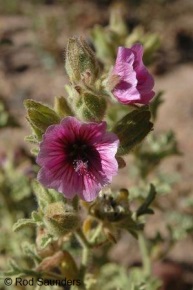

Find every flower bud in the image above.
[113,107,153,156]
[44,202,79,237]
[65,37,100,85]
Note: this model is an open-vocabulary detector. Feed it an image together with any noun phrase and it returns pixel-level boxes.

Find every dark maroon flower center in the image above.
[66,139,97,176]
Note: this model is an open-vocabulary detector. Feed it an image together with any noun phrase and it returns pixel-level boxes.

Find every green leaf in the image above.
[31,211,43,222]
[24,99,60,134]
[22,242,41,263]
[54,96,74,117]
[136,184,157,217]
[25,134,39,144]
[113,107,153,156]
[13,218,36,232]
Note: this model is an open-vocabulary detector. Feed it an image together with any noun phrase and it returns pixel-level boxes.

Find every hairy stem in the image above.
[138,232,151,277]
[75,228,91,289]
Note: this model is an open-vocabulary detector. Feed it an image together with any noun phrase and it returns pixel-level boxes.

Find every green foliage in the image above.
[13,218,36,232]
[75,91,107,122]
[113,106,153,156]
[54,96,74,118]
[95,263,161,290]
[167,211,193,241]
[1,5,192,290]
[24,99,60,138]
[136,184,157,217]
[134,131,181,178]
[90,5,160,67]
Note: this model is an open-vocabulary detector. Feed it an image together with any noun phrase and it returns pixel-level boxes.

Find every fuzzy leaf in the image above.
[25,134,39,144]
[113,107,153,156]
[31,211,43,222]
[13,219,36,232]
[24,99,60,133]
[54,96,73,117]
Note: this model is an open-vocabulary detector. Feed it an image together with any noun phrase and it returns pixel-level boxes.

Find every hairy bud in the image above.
[65,37,100,85]
[44,202,79,237]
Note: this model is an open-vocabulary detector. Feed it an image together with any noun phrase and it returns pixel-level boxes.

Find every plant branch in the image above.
[138,232,151,277]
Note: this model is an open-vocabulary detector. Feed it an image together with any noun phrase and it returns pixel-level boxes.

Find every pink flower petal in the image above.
[111,44,155,104]
[36,117,119,202]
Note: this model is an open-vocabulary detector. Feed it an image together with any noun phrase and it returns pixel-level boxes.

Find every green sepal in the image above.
[24,99,60,136]
[54,96,74,117]
[26,117,43,140]
[76,91,107,122]
[44,202,79,237]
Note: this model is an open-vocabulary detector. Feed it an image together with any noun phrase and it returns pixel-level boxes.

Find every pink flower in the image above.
[37,117,119,202]
[111,44,155,104]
